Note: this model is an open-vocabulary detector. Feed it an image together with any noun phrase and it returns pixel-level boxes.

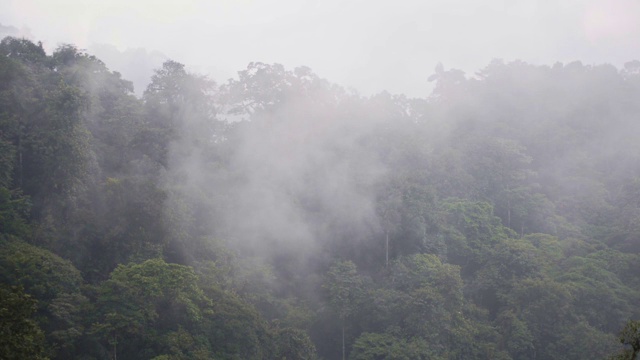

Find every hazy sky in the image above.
[1,0,639,97]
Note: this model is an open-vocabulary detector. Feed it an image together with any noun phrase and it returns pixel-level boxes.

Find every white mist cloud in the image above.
[1,0,637,97]
[218,93,385,256]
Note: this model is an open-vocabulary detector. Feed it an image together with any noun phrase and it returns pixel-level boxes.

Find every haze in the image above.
[1,1,640,359]
[2,0,639,96]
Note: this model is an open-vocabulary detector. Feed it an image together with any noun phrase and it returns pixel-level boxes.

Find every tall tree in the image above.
[324,261,364,360]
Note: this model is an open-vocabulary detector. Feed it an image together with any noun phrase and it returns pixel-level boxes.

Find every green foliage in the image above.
[153,327,212,360]
[97,259,208,329]
[386,254,464,350]
[0,284,48,360]
[203,285,276,359]
[324,260,365,321]
[473,238,547,314]
[395,184,441,257]
[46,292,89,358]
[2,36,640,360]
[495,310,534,360]
[558,256,636,333]
[0,238,82,302]
[90,177,167,275]
[0,138,15,188]
[0,187,31,237]
[447,309,508,360]
[0,37,47,64]
[274,327,317,360]
[551,320,618,360]
[0,238,85,358]
[93,259,211,359]
[609,320,640,360]
[143,59,216,145]
[440,199,510,276]
[349,332,437,360]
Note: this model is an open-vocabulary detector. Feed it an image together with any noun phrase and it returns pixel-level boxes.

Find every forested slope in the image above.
[0,36,639,359]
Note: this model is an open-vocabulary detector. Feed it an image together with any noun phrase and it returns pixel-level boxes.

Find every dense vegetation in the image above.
[0,36,639,359]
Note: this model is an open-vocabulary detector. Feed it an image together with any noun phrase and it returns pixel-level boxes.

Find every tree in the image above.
[462,137,535,231]
[93,259,211,360]
[609,320,640,360]
[0,39,96,260]
[0,238,84,358]
[397,184,442,257]
[440,199,510,277]
[0,238,82,302]
[507,278,574,359]
[349,332,436,360]
[473,239,547,315]
[0,284,47,360]
[388,254,464,345]
[375,176,405,268]
[324,261,365,360]
[220,62,290,118]
[0,186,31,238]
[143,60,216,141]
[0,37,47,64]
[274,327,317,360]
[495,310,535,360]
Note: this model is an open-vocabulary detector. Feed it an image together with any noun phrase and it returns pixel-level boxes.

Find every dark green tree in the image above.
[0,284,47,360]
[93,259,211,359]
[609,320,640,360]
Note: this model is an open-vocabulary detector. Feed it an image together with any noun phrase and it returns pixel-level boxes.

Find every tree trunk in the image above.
[17,134,23,188]
[385,230,389,268]
[507,196,511,228]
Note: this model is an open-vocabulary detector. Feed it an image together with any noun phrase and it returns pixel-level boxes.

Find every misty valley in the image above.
[1,36,640,360]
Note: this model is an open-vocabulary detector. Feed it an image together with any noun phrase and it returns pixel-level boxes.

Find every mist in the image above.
[3,0,640,96]
[1,2,640,360]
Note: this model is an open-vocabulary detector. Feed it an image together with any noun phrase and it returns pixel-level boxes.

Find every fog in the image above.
[2,0,640,96]
[1,1,639,360]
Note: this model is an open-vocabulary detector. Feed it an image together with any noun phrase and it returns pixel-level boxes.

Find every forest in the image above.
[0,36,639,359]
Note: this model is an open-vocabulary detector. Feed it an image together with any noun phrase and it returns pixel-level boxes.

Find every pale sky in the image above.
[1,0,639,97]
